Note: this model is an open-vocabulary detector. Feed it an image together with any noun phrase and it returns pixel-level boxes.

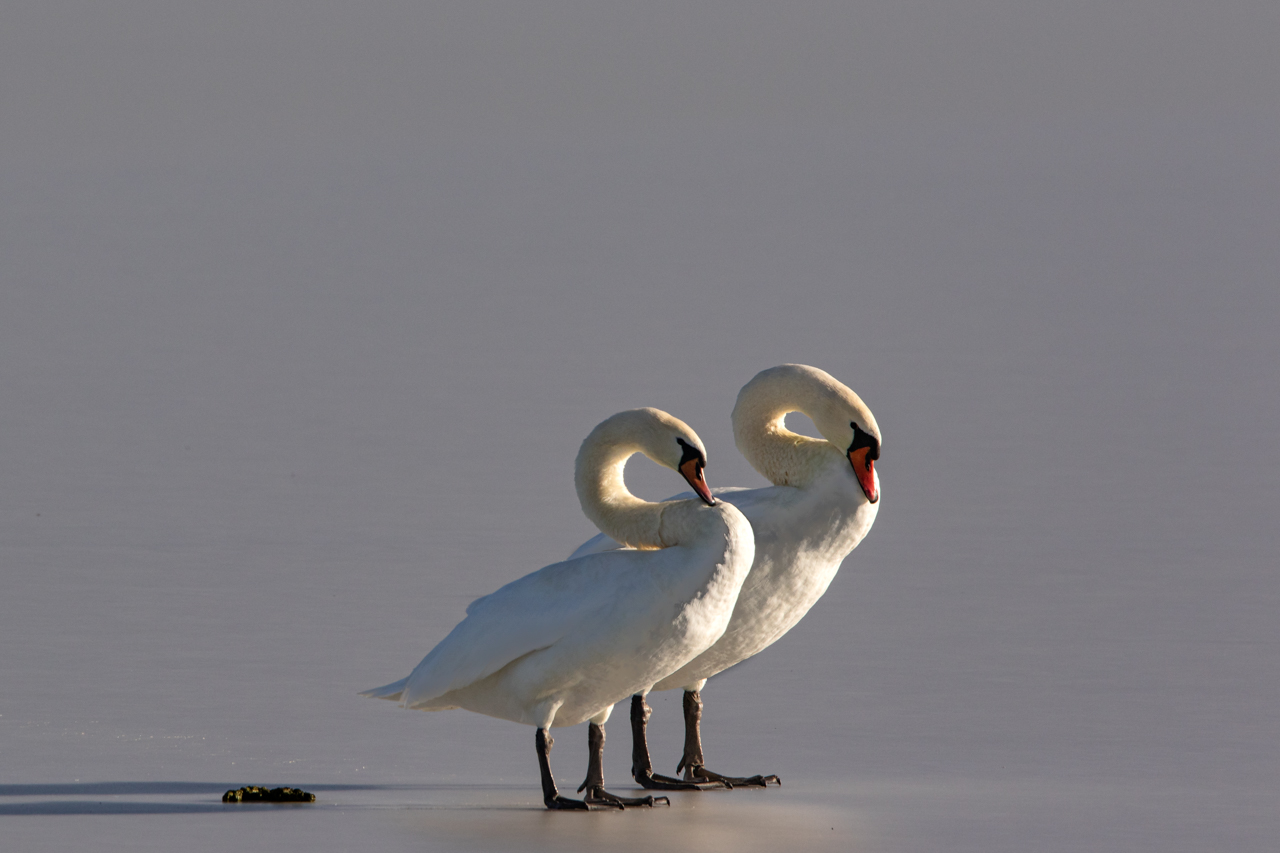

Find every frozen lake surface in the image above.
[2,2,1278,850]
[8,776,1271,852]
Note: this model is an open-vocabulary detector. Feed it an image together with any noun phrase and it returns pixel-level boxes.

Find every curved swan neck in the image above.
[574,410,698,550]
[732,364,879,488]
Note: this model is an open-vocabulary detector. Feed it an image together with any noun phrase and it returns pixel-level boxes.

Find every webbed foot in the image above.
[544,794,592,810]
[684,764,781,788]
[633,768,728,790]
[580,784,669,808]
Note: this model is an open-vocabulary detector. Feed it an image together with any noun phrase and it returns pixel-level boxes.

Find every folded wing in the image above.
[363,549,662,709]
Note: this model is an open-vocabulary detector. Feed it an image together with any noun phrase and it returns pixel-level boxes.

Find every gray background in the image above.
[2,2,1277,850]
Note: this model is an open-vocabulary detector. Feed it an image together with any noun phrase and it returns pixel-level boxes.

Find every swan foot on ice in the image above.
[633,769,726,791]
[629,694,730,791]
[682,765,780,788]
[576,722,670,808]
[536,729,593,810]
[582,786,667,808]
[537,727,665,811]
[633,769,727,791]
[675,690,781,789]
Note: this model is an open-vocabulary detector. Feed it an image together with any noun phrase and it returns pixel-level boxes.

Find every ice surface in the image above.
[2,2,1278,851]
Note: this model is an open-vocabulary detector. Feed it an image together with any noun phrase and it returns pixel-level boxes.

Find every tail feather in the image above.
[360,676,409,702]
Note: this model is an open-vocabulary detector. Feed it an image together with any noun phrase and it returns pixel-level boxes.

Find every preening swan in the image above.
[569,365,881,788]
[362,408,755,810]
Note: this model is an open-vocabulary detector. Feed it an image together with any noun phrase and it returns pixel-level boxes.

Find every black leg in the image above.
[676,690,781,788]
[576,721,668,808]
[630,694,727,791]
[536,728,590,810]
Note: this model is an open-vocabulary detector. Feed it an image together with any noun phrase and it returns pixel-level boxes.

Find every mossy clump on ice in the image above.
[222,785,316,803]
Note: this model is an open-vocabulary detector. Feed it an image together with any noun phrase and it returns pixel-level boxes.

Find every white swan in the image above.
[569,365,880,788]
[362,408,755,809]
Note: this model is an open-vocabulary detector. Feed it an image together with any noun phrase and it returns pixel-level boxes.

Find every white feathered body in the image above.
[570,447,878,692]
[364,500,753,729]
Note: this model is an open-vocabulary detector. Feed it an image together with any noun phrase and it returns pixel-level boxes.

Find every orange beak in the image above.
[849,446,878,504]
[679,458,717,506]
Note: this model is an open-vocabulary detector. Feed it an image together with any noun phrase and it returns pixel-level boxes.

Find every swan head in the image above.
[576,407,717,508]
[630,408,715,506]
[733,364,881,502]
[844,421,880,504]
[674,436,716,506]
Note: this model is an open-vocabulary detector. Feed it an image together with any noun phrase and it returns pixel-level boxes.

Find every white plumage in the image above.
[362,532,751,727]
[570,366,881,785]
[362,407,754,808]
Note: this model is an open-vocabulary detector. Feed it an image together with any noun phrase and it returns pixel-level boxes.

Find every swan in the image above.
[362,408,755,810]
[569,365,881,789]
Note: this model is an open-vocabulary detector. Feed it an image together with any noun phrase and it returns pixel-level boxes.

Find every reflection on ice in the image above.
[392,786,867,853]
